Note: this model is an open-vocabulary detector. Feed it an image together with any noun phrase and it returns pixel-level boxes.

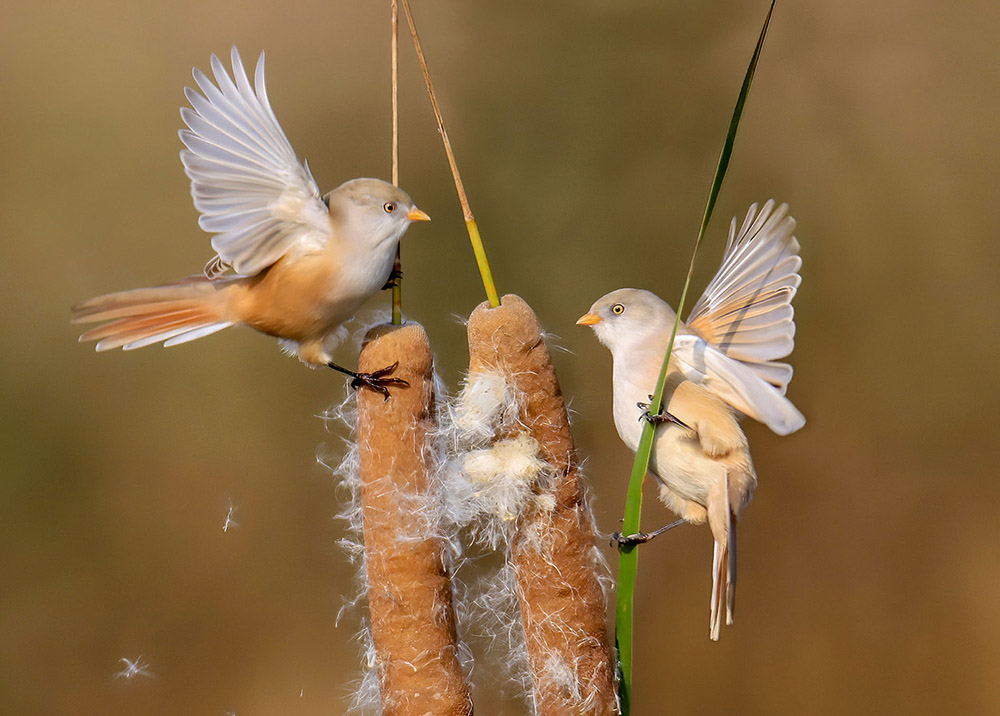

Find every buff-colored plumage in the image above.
[72,48,429,374]
[579,200,804,640]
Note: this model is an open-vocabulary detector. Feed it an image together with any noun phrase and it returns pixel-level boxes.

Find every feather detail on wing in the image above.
[179,47,331,277]
[672,334,806,436]
[687,200,801,393]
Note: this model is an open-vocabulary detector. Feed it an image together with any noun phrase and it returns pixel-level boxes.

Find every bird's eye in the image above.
[611,303,625,315]
[383,202,396,213]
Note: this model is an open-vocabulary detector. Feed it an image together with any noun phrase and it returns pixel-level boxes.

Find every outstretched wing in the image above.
[686,201,801,394]
[180,47,331,277]
[672,333,806,436]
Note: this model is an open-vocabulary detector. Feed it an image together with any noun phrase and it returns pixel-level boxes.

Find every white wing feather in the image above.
[672,334,806,436]
[687,200,801,392]
[179,47,330,276]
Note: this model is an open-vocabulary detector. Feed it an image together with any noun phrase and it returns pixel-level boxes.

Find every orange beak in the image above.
[406,207,431,222]
[576,313,602,326]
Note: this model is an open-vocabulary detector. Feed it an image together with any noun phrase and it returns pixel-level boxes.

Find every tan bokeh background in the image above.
[2,1,998,714]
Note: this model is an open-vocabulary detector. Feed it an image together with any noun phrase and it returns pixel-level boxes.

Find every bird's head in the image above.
[577,288,676,354]
[325,178,430,248]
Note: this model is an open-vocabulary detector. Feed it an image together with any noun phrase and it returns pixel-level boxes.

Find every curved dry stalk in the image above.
[400,0,500,308]
[466,295,617,716]
[357,323,473,716]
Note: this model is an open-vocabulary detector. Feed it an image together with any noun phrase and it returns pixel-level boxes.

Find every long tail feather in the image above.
[726,510,737,626]
[80,309,207,343]
[709,473,739,641]
[711,540,728,641]
[72,278,233,352]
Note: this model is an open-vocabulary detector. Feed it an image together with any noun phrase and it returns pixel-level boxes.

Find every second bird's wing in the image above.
[686,200,801,394]
[180,47,331,277]
[672,333,806,436]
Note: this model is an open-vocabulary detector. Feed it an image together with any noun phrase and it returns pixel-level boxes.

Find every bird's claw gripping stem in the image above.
[381,267,404,291]
[611,519,686,547]
[636,397,691,431]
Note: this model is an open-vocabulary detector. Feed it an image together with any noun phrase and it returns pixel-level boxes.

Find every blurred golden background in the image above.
[2,1,998,714]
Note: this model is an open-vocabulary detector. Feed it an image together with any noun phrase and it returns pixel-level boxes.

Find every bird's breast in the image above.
[612,359,752,507]
[229,250,390,341]
[611,358,661,450]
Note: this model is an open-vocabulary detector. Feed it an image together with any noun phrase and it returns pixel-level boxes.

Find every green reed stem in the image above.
[615,3,775,712]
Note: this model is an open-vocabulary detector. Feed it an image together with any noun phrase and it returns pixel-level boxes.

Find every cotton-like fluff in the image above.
[454,433,548,542]
[318,392,383,714]
[437,371,553,550]
[448,370,519,447]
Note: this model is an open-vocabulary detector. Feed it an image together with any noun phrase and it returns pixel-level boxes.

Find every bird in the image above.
[577,200,804,640]
[71,47,430,398]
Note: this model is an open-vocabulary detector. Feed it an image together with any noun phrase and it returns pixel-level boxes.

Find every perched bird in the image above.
[72,48,430,398]
[578,200,804,640]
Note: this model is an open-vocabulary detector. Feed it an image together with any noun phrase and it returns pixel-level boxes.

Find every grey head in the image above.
[577,288,677,353]
[324,177,430,249]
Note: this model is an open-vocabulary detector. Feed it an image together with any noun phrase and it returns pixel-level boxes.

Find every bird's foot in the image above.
[381,267,404,291]
[611,518,687,547]
[328,361,409,401]
[636,398,691,430]
[351,362,409,401]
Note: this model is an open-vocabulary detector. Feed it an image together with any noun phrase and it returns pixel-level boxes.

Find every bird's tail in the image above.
[709,516,737,641]
[72,277,235,352]
[708,473,740,641]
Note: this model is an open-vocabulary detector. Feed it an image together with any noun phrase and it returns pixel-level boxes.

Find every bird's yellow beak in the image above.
[407,207,431,222]
[576,313,602,326]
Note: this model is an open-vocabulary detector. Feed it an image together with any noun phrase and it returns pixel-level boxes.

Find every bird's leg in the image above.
[636,397,692,431]
[327,361,409,401]
[612,518,687,547]
[381,267,404,291]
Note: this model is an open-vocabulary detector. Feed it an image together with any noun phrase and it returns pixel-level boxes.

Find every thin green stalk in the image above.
[464,218,499,307]
[615,3,775,712]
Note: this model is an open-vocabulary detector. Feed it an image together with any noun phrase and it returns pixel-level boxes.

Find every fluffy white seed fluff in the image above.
[447,370,520,447]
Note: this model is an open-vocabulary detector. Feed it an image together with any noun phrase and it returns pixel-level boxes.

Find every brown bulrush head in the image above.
[467,295,618,716]
[357,323,473,716]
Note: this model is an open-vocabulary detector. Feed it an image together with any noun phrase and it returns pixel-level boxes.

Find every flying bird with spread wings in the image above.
[72,48,430,398]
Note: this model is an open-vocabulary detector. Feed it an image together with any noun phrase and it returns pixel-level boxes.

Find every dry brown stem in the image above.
[357,323,473,716]
[466,295,618,716]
